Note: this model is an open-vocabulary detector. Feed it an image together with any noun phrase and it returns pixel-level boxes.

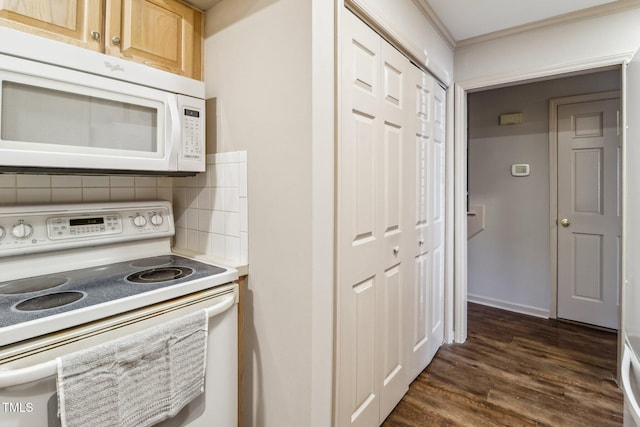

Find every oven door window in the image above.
[1,79,163,157]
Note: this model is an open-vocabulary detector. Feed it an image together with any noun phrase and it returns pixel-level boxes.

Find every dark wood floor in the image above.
[383,303,622,427]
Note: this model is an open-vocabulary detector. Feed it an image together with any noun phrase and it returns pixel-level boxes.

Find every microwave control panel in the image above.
[182,108,202,161]
[177,94,205,172]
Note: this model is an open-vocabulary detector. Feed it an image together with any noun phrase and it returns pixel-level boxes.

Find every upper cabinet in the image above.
[106,0,202,80]
[0,0,203,80]
[0,1,104,51]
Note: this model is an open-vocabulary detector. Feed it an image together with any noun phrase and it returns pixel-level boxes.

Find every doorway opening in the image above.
[466,68,621,328]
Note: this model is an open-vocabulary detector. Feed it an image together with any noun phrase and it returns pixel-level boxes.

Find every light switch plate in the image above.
[511,164,530,176]
[499,113,523,125]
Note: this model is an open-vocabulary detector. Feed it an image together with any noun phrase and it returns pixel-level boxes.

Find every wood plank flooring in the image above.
[383,303,622,427]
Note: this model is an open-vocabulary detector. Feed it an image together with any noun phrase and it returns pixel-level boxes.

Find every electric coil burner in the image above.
[127,266,193,283]
[0,276,69,294]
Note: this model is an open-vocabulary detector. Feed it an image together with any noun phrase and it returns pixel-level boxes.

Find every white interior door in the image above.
[337,9,408,427]
[557,97,621,330]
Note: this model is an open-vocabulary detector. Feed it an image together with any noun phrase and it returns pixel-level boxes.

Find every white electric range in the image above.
[0,201,238,427]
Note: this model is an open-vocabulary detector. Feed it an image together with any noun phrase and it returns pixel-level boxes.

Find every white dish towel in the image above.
[56,309,208,427]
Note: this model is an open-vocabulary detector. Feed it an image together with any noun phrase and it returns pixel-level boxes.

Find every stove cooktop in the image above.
[0,255,226,329]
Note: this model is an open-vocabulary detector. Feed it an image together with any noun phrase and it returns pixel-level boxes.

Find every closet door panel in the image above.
[407,66,434,381]
[427,84,447,361]
[338,9,382,427]
[378,40,409,422]
[337,8,446,426]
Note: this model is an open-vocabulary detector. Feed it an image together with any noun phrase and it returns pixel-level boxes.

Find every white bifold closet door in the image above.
[336,8,446,427]
[406,65,446,382]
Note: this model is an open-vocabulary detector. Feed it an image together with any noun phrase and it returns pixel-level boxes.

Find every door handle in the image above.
[560,218,570,227]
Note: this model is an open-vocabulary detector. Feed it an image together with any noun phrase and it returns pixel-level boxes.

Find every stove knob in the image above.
[12,222,33,239]
[150,213,164,226]
[132,214,147,228]
[0,226,5,240]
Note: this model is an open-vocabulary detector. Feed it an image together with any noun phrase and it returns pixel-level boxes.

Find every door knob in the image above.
[560,218,571,227]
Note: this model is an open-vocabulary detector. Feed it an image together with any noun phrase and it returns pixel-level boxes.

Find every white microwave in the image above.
[0,27,205,175]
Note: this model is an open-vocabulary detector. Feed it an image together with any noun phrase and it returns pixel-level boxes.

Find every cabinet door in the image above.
[0,0,103,51]
[106,0,202,79]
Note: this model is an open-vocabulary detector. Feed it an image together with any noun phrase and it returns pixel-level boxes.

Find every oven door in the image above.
[0,285,237,427]
[0,53,180,174]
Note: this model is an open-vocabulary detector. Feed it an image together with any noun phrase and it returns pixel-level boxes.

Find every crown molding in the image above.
[457,0,640,48]
[411,0,456,49]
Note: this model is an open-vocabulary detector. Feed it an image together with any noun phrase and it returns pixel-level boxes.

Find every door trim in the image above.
[548,90,621,319]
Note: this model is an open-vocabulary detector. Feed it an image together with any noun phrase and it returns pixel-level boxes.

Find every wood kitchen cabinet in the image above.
[0,1,104,51]
[0,0,203,80]
[106,0,202,79]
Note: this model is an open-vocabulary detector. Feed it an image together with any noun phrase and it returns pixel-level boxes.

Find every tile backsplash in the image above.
[0,150,249,267]
[0,174,173,205]
[172,151,248,265]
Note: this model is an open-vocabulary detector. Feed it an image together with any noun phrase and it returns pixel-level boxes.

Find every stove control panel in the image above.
[0,201,175,257]
[47,214,124,240]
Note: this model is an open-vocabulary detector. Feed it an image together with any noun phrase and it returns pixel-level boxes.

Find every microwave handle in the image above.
[167,95,181,170]
[0,293,236,388]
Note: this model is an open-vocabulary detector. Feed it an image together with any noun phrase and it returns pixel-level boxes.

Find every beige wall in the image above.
[203,0,323,425]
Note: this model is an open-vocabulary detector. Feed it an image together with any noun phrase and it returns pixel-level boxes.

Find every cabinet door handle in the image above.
[90,31,101,41]
[111,36,121,46]
[393,246,399,256]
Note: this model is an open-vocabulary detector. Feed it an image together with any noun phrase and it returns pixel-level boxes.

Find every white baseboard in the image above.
[467,293,550,319]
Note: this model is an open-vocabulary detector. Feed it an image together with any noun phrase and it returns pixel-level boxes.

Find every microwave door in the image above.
[0,54,175,173]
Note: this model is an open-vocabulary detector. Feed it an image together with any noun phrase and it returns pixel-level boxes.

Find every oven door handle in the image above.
[0,292,237,388]
[203,292,236,319]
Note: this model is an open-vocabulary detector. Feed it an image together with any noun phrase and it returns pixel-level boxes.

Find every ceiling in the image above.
[189,0,638,47]
[423,0,624,43]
